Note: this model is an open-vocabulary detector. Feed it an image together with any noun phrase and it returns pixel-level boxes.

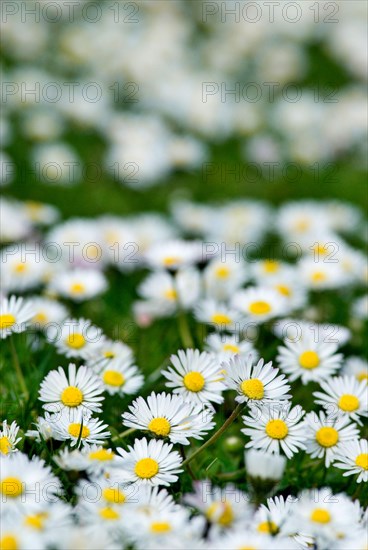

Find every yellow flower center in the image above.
[0,535,18,550]
[150,522,172,534]
[206,502,234,527]
[248,301,271,315]
[315,427,339,448]
[313,244,329,256]
[70,282,86,294]
[33,312,48,324]
[183,371,205,392]
[310,508,331,524]
[103,370,125,387]
[163,256,180,267]
[99,507,120,520]
[68,423,90,439]
[211,312,232,325]
[102,488,126,504]
[355,453,368,470]
[0,437,11,455]
[148,417,171,437]
[311,271,327,283]
[294,219,310,232]
[357,372,368,382]
[24,512,48,530]
[0,477,23,497]
[164,289,177,300]
[104,351,115,358]
[338,394,359,412]
[257,521,279,535]
[265,419,288,440]
[61,386,83,407]
[263,260,279,273]
[0,314,16,330]
[240,379,264,400]
[299,351,320,369]
[89,449,114,462]
[275,284,291,297]
[238,547,256,550]
[13,263,27,274]
[134,458,159,479]
[215,266,230,278]
[65,333,86,349]
[223,343,239,353]
[25,201,43,220]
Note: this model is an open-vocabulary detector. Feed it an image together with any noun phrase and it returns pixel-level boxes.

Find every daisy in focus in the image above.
[122,391,215,445]
[162,349,225,406]
[242,403,306,459]
[0,420,21,456]
[98,357,144,396]
[303,411,359,466]
[333,439,368,483]
[223,355,290,405]
[115,438,183,487]
[47,409,110,448]
[313,375,368,425]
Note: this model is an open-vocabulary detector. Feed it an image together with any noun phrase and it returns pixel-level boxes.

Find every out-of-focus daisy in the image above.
[333,439,368,483]
[39,363,104,414]
[203,257,247,300]
[47,409,110,448]
[29,296,68,330]
[25,416,55,442]
[20,501,73,540]
[0,295,35,339]
[0,452,62,513]
[48,317,103,359]
[122,391,215,445]
[245,449,286,482]
[195,299,245,332]
[242,404,306,459]
[231,287,288,323]
[0,245,48,292]
[86,337,133,370]
[98,358,144,396]
[277,334,342,384]
[162,349,225,406]
[211,530,299,550]
[264,270,308,311]
[21,200,59,225]
[144,239,202,271]
[223,355,290,405]
[254,495,294,536]
[184,481,252,530]
[48,269,107,302]
[342,356,368,383]
[205,333,258,362]
[129,484,180,515]
[0,420,21,456]
[276,201,329,238]
[303,411,359,466]
[115,438,182,487]
[273,319,351,348]
[314,376,368,425]
[352,294,368,319]
[297,257,349,290]
[250,259,290,281]
[53,445,118,475]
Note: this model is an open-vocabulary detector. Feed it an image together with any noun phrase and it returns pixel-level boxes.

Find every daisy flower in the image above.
[244,449,286,481]
[203,257,247,301]
[194,298,245,332]
[39,363,104,414]
[277,334,342,384]
[162,349,225,406]
[205,333,258,362]
[122,391,215,445]
[0,420,21,456]
[28,296,68,330]
[297,257,349,290]
[212,530,299,550]
[223,355,290,406]
[47,409,110,448]
[48,317,103,359]
[48,268,107,302]
[242,403,306,459]
[128,485,180,515]
[303,411,359,467]
[314,376,368,425]
[0,295,35,339]
[115,438,183,487]
[98,358,144,396]
[0,245,48,292]
[25,416,55,442]
[144,239,202,271]
[21,200,59,225]
[184,480,252,530]
[273,319,351,348]
[86,337,133,370]
[0,452,62,513]
[53,445,118,475]
[352,294,368,320]
[231,286,288,324]
[342,356,368,383]
[276,201,329,238]
[254,495,295,536]
[333,439,368,483]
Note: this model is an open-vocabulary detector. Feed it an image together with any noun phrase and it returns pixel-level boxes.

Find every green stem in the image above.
[182,403,244,467]
[178,310,194,349]
[10,336,29,399]
[111,427,137,442]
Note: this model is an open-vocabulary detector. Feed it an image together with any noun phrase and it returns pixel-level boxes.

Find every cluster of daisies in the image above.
[2,1,367,188]
[1,194,367,549]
